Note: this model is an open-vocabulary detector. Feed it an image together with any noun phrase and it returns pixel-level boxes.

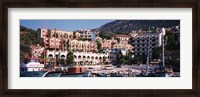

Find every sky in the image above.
[20,20,114,31]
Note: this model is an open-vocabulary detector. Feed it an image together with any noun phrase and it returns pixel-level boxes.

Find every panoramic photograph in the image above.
[20,20,180,77]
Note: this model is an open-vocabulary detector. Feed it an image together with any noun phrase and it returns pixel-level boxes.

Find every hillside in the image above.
[20,25,38,58]
[94,20,180,33]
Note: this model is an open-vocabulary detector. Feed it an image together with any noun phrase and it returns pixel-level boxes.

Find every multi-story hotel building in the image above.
[49,37,61,49]
[37,28,75,40]
[75,29,96,41]
[68,40,96,52]
[37,28,82,49]
[113,43,133,52]
[101,38,118,50]
[130,28,165,56]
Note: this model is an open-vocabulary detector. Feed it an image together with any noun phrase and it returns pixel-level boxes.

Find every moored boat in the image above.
[61,66,86,75]
[20,58,44,72]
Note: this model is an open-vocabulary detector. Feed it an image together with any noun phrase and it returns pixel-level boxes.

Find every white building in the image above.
[46,50,117,65]
[131,28,165,56]
[75,29,96,41]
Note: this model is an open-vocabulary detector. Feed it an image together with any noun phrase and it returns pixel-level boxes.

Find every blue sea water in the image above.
[60,74,84,77]
[20,71,84,77]
[45,73,62,77]
[20,71,46,77]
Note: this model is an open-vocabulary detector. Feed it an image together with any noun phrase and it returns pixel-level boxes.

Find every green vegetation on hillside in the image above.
[164,30,180,68]
[20,45,32,59]
[99,32,114,39]
[20,25,38,58]
[165,31,180,51]
[116,52,133,66]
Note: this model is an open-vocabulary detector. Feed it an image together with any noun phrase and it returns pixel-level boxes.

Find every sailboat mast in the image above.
[147,27,150,70]
[54,29,57,68]
[162,28,165,67]
[44,47,46,66]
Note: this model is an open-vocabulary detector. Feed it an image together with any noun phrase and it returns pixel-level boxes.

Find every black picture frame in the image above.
[0,0,199,97]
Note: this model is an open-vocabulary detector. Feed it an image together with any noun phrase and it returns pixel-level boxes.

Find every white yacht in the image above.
[20,58,44,72]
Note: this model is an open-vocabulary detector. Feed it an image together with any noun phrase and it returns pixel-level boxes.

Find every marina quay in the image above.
[20,20,180,77]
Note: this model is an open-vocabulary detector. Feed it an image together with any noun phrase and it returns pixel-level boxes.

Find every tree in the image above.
[39,55,47,64]
[24,38,31,45]
[111,42,116,48]
[47,30,51,38]
[116,51,127,66]
[114,38,120,43]
[166,58,180,68]
[20,26,37,46]
[98,49,106,53]
[96,41,102,50]
[99,32,114,39]
[39,38,45,47]
[73,32,77,39]
[20,44,32,57]
[124,52,133,65]
[142,53,147,64]
[149,26,156,33]
[66,51,74,66]
[55,33,59,38]
[132,56,140,65]
[20,25,28,31]
[20,53,24,59]
[152,47,161,60]
[165,32,176,51]
[128,37,134,44]
[119,57,126,65]
[164,30,180,68]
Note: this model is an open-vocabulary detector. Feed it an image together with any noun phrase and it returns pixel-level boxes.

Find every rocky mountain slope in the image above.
[94,20,180,33]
